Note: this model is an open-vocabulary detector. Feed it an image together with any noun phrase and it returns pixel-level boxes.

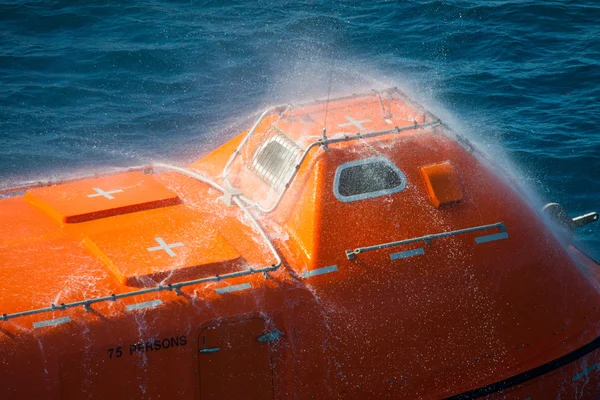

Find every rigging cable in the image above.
[322,17,342,145]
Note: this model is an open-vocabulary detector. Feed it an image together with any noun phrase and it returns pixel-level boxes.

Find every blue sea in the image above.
[1,1,598,257]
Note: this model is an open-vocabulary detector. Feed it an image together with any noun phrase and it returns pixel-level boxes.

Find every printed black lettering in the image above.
[121,333,188,359]
[107,348,114,359]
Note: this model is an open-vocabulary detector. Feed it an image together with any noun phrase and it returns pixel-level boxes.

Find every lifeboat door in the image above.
[198,318,274,399]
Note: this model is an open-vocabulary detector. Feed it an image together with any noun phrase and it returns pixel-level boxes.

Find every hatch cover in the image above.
[24,172,180,223]
[84,206,242,286]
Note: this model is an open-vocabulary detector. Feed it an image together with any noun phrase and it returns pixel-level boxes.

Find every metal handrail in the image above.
[238,120,442,213]
[2,90,443,322]
[345,222,506,260]
[2,163,282,322]
[0,165,153,196]
[220,89,443,214]
[2,265,279,321]
[220,89,391,188]
[222,104,291,190]
[152,163,227,193]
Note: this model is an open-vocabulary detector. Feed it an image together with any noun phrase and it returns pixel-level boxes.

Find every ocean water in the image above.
[1,0,598,257]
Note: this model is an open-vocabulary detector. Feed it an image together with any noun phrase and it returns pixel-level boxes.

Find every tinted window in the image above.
[334,158,406,202]
[338,161,403,197]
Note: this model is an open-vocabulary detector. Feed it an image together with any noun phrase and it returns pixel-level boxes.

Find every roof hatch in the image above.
[24,172,181,223]
[83,206,243,286]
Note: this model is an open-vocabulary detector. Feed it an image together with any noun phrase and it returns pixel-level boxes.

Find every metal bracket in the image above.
[321,128,329,150]
[573,212,599,228]
[345,249,356,260]
[346,222,506,260]
[257,329,283,343]
[168,284,183,296]
[199,347,220,354]
[219,188,243,207]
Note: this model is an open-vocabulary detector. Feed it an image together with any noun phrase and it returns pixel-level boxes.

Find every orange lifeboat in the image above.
[0,87,599,399]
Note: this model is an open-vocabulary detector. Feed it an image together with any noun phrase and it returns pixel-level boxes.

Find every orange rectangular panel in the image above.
[24,172,180,223]
[420,161,463,207]
[84,206,242,286]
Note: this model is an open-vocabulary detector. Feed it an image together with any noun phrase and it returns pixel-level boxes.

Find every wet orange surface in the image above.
[1,88,600,399]
[25,171,180,223]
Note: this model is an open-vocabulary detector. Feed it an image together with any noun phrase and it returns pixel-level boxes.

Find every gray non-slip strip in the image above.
[125,299,163,311]
[302,265,338,278]
[33,316,71,329]
[475,232,509,244]
[390,248,425,260]
[215,283,252,294]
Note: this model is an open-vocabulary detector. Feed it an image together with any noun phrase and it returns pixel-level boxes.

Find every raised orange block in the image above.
[24,172,180,223]
[420,161,463,207]
[84,206,242,286]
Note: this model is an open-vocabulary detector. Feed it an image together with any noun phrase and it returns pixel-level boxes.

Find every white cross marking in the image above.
[147,237,184,257]
[338,116,371,131]
[87,187,123,200]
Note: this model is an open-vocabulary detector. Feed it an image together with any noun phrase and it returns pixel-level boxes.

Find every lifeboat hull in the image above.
[0,88,599,399]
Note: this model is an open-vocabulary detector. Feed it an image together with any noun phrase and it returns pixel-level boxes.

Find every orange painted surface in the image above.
[83,205,243,286]
[1,88,600,399]
[24,171,180,223]
[199,317,274,400]
[420,161,463,207]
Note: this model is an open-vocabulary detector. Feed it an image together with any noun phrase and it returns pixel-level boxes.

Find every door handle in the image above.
[199,347,220,353]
